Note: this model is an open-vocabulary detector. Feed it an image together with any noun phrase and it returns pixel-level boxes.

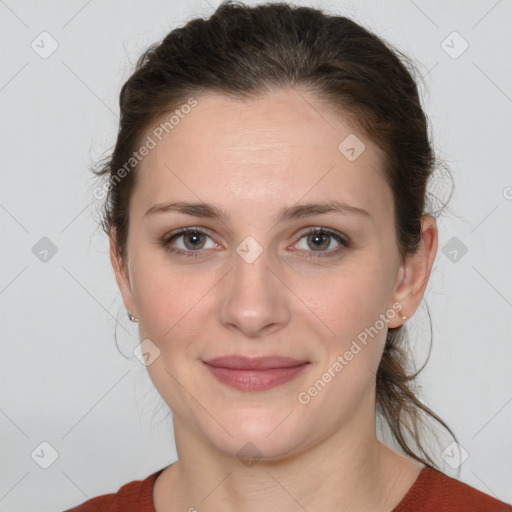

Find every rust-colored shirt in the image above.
[65,466,512,511]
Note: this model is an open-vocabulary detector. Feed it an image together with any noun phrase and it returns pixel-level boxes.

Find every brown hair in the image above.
[91,0,455,469]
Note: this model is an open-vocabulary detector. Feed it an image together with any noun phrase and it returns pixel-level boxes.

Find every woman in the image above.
[67,1,512,510]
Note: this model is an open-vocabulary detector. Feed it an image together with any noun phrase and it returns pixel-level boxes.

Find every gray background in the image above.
[0,0,511,510]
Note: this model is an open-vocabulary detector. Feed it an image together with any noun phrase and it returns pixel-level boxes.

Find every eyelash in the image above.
[160,226,350,259]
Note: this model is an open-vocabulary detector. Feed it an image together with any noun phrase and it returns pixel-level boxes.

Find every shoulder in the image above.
[63,468,164,511]
[394,467,512,512]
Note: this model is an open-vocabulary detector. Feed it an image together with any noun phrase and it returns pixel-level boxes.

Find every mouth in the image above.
[202,355,310,391]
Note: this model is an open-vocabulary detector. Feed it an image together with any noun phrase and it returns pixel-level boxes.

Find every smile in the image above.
[202,356,310,391]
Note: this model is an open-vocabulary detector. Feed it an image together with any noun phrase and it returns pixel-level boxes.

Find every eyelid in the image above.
[295,226,349,244]
[162,226,214,244]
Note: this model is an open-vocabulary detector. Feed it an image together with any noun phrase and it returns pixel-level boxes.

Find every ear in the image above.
[109,227,137,318]
[387,215,438,328]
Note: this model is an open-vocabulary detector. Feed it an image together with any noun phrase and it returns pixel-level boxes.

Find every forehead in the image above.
[132,89,392,222]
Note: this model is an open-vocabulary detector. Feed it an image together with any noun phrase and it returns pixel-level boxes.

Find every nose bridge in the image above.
[219,235,289,336]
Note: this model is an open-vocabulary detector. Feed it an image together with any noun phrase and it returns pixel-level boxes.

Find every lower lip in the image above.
[203,363,310,391]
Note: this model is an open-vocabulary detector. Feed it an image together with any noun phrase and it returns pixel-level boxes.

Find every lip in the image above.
[202,356,310,391]
[203,355,309,370]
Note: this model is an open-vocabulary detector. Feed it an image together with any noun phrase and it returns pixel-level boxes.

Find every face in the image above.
[111,88,431,460]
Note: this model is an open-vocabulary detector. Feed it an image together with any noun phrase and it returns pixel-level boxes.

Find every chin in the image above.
[216,434,303,463]
[201,408,307,462]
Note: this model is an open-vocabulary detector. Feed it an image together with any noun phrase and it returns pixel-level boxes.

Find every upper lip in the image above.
[203,356,309,370]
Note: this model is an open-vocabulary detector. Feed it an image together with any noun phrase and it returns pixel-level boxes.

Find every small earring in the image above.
[401,315,407,321]
[127,311,138,323]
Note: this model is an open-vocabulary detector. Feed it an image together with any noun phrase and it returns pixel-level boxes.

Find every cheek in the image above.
[135,266,212,416]
[295,267,390,419]
[297,259,391,342]
[132,254,215,342]
[294,257,392,403]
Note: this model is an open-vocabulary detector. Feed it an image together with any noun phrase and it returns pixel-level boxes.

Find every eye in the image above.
[162,227,217,257]
[293,227,349,257]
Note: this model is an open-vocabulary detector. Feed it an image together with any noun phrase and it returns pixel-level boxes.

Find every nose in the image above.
[219,242,291,338]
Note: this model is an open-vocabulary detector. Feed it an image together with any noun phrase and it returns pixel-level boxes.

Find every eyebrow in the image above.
[144,200,372,223]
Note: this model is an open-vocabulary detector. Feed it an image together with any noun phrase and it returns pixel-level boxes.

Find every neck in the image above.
[155,397,423,512]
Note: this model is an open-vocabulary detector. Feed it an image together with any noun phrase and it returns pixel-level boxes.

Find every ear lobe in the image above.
[109,228,137,316]
[387,215,438,328]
